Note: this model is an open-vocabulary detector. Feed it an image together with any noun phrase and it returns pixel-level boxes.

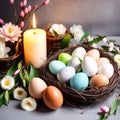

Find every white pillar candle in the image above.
[23,28,47,68]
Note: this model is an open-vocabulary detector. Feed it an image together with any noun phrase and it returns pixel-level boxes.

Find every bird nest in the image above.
[39,44,120,106]
[44,23,70,56]
[0,39,23,75]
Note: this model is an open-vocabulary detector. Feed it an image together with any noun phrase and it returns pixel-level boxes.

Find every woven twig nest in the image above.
[39,44,120,106]
[44,23,70,56]
[0,39,23,75]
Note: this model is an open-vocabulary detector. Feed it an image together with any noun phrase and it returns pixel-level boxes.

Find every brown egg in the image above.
[28,77,47,99]
[43,86,63,110]
[96,57,110,67]
[85,49,100,60]
[90,74,109,88]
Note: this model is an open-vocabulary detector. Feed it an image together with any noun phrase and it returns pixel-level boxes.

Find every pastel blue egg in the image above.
[70,72,89,90]
[49,60,66,75]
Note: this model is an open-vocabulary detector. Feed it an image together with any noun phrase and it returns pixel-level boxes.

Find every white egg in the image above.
[68,57,81,72]
[72,47,86,60]
[98,63,114,78]
[82,56,98,77]
[57,66,75,82]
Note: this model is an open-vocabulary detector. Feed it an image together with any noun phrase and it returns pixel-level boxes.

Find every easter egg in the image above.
[82,56,98,77]
[28,77,47,99]
[85,49,100,60]
[98,63,114,79]
[58,53,72,65]
[90,74,109,87]
[43,86,63,110]
[49,60,66,75]
[70,72,89,90]
[68,57,81,72]
[72,47,86,60]
[57,66,75,82]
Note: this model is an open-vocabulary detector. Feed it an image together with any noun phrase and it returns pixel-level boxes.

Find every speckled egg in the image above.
[57,66,75,82]
[49,60,66,75]
[70,72,89,90]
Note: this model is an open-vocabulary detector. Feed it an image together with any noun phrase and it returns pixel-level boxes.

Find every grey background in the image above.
[0,0,120,36]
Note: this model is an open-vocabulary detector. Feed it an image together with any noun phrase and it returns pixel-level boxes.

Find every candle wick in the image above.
[34,32,36,34]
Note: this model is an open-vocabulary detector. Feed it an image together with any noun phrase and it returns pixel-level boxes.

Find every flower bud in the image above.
[0,18,4,25]
[23,0,27,7]
[28,5,32,12]
[20,11,25,18]
[10,0,14,4]
[24,7,28,14]
[100,106,109,113]
[33,5,38,10]
[43,0,50,6]
[20,2,24,8]
[19,21,24,28]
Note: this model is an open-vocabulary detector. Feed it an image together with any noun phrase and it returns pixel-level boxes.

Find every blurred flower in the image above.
[114,54,120,69]
[0,75,15,90]
[70,24,84,41]
[13,87,27,100]
[10,0,14,5]
[43,0,50,6]
[100,106,110,113]
[0,23,22,43]
[49,24,67,36]
[21,97,37,111]
[102,37,108,43]
[0,18,4,25]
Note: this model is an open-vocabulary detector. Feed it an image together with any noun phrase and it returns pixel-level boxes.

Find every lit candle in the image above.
[23,14,47,68]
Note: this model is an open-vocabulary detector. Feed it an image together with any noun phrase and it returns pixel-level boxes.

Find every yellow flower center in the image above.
[118,58,120,62]
[26,102,32,107]
[4,80,10,86]
[17,90,23,96]
[8,27,13,33]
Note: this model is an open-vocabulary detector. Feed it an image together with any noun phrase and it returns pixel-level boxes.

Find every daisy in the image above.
[13,87,27,100]
[114,54,120,69]
[0,75,15,90]
[21,97,37,111]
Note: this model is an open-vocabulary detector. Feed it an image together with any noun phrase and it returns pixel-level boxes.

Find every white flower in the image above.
[0,38,11,58]
[0,75,15,90]
[91,43,98,48]
[114,54,120,69]
[70,24,84,41]
[13,87,27,100]
[21,97,37,111]
[49,24,66,36]
[102,37,108,43]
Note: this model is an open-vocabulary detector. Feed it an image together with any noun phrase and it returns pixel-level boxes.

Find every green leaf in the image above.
[27,64,39,81]
[99,113,109,120]
[4,91,9,105]
[18,61,23,69]
[24,69,29,85]
[60,34,72,49]
[110,98,119,115]
[84,36,104,45]
[109,39,116,43]
[7,61,18,76]
[80,31,90,43]
[0,92,5,107]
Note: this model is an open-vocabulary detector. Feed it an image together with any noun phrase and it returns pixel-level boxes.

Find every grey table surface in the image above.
[0,36,120,120]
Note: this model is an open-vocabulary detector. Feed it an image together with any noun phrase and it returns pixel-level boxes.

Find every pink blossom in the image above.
[0,23,22,43]
[28,5,32,12]
[100,106,109,113]
[0,18,4,25]
[10,0,14,4]
[23,0,27,7]
[19,21,24,28]
[20,11,25,18]
[43,0,50,6]
[33,5,38,10]
[24,7,29,14]
[20,2,24,8]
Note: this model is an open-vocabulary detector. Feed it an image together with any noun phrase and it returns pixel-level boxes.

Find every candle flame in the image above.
[33,14,36,28]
